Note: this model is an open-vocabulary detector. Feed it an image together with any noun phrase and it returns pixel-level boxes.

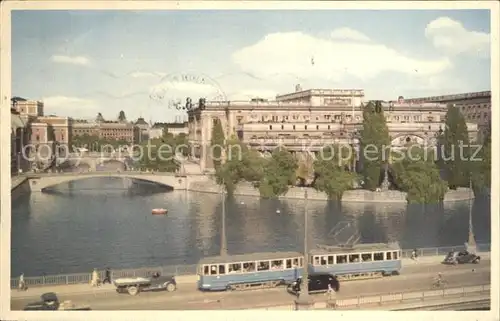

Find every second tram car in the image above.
[309,242,402,280]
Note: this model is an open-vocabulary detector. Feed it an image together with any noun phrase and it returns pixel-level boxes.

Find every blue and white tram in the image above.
[197,252,304,291]
[308,242,402,280]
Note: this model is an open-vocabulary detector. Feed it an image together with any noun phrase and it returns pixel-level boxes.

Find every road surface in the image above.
[11,260,489,310]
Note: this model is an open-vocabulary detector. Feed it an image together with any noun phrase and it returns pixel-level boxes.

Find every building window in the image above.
[36,135,40,141]
[281,125,284,130]
[305,125,308,130]
[293,125,296,130]
[328,125,331,130]
[269,125,272,130]
[316,125,319,130]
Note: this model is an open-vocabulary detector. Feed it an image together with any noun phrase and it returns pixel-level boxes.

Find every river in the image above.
[11,177,491,276]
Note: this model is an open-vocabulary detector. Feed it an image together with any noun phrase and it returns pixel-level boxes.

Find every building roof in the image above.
[135,117,148,125]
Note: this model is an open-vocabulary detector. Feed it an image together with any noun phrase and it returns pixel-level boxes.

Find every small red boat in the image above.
[151,208,168,215]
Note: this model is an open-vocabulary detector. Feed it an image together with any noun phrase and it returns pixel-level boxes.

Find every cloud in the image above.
[231,31,452,82]
[425,17,490,58]
[42,96,99,116]
[330,27,370,42]
[149,79,226,102]
[130,71,166,78]
[50,55,90,66]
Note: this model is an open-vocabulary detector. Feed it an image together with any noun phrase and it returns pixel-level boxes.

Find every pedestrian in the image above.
[326,283,334,300]
[19,273,26,291]
[103,267,111,284]
[91,268,100,287]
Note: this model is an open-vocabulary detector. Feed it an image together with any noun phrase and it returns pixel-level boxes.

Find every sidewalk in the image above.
[11,283,117,299]
[401,252,489,266]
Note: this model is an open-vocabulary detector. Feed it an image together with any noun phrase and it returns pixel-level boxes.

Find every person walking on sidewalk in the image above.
[18,273,27,291]
[102,267,112,284]
[91,268,100,287]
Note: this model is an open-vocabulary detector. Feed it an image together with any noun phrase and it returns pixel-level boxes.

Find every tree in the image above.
[441,105,470,189]
[359,101,391,190]
[96,113,105,123]
[210,119,225,169]
[470,132,491,194]
[136,131,179,172]
[118,110,127,122]
[313,145,357,200]
[392,146,448,204]
[215,138,267,194]
[259,147,297,198]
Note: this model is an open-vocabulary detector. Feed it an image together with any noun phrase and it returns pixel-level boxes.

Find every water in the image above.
[11,177,491,276]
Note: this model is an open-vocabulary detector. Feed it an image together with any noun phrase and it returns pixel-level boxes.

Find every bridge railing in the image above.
[10,243,490,289]
[252,284,490,310]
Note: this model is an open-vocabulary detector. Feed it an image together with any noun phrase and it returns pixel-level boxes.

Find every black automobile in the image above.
[114,272,177,295]
[443,250,480,265]
[23,292,91,311]
[288,273,340,295]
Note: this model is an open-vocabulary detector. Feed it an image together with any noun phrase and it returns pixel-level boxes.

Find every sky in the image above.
[12,9,491,122]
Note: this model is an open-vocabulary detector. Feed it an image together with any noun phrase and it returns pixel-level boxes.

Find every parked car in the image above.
[443,250,480,265]
[287,273,340,295]
[23,292,91,310]
[114,272,177,296]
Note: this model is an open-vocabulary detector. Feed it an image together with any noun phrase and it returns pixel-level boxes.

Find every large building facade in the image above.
[187,88,478,171]
[405,91,491,142]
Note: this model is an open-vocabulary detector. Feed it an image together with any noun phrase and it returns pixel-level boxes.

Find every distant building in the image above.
[134,117,150,143]
[405,91,491,142]
[166,122,188,136]
[187,87,478,171]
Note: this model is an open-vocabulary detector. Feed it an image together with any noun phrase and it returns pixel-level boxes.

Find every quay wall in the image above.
[188,179,475,203]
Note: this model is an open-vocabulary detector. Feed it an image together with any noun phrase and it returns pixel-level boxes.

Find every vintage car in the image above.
[287,273,340,295]
[443,250,480,265]
[23,292,91,310]
[113,272,177,296]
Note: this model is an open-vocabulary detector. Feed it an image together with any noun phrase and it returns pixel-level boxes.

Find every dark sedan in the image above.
[443,250,480,265]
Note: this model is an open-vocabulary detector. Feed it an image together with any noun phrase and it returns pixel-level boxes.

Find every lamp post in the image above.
[220,181,227,257]
[295,189,313,310]
[467,140,477,254]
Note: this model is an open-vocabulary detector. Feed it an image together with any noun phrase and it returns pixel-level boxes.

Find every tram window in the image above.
[203,265,210,275]
[328,255,334,264]
[374,252,384,261]
[321,256,328,265]
[393,251,399,259]
[337,255,347,264]
[243,262,255,272]
[257,261,270,271]
[293,258,299,267]
[314,256,320,265]
[286,259,292,269]
[271,260,284,270]
[229,263,242,273]
[361,253,372,262]
[218,264,226,274]
[386,252,392,260]
[210,265,218,275]
[349,254,360,263]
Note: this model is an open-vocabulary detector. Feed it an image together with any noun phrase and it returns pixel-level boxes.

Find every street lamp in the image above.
[295,189,313,310]
[467,139,477,254]
[220,181,227,257]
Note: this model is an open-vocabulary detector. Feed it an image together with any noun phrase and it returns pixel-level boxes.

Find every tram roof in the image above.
[199,251,303,265]
[309,242,401,255]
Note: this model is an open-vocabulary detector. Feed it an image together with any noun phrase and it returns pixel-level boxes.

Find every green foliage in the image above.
[258,147,297,198]
[135,132,182,172]
[441,105,471,189]
[118,110,127,122]
[470,137,491,193]
[313,145,357,200]
[215,138,266,194]
[392,146,448,204]
[210,120,225,169]
[359,101,391,190]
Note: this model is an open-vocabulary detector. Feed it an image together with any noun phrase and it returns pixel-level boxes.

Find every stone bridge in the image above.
[57,153,131,171]
[26,172,208,192]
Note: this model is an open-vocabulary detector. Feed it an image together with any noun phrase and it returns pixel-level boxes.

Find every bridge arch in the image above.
[28,172,187,192]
